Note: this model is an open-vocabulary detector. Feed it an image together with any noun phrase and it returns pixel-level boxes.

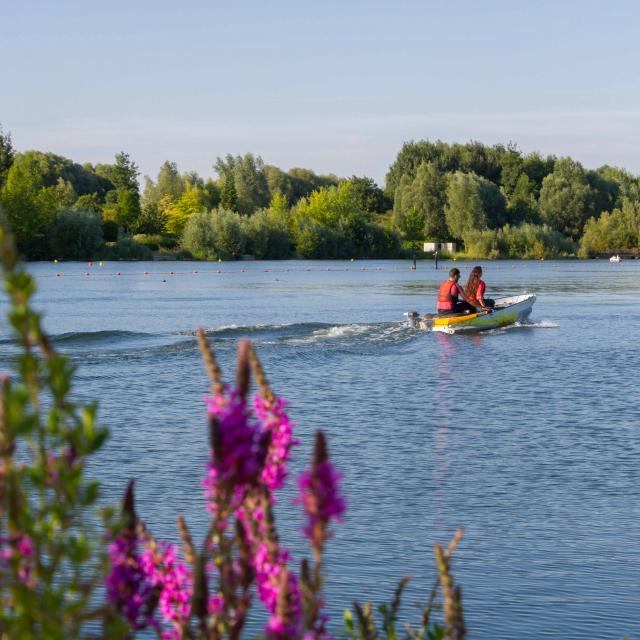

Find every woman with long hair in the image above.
[465,266,494,310]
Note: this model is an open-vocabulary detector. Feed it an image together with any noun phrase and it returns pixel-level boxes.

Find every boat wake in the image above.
[471,319,559,337]
[513,320,559,329]
[185,321,415,348]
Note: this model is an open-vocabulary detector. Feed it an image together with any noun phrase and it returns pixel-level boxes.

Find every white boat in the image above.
[609,255,621,263]
[404,294,536,334]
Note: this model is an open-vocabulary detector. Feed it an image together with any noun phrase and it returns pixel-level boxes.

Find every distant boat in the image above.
[609,255,621,263]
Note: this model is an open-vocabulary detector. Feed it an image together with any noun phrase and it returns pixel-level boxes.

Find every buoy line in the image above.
[35,261,552,279]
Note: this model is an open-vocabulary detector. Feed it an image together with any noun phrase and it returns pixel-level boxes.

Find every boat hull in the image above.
[405,294,536,334]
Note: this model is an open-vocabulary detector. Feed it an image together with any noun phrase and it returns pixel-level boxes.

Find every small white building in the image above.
[423,242,457,253]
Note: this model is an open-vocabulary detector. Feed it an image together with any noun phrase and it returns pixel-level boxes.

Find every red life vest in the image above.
[437,280,457,311]
[467,279,485,302]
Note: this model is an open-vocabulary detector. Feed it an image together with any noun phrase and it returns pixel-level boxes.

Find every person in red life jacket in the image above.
[437,267,479,315]
[464,265,494,310]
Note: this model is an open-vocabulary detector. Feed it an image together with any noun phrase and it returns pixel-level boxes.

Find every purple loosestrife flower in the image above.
[203,388,268,516]
[140,541,193,638]
[0,533,36,588]
[264,564,302,639]
[106,534,154,630]
[297,432,346,553]
[254,394,299,491]
[106,481,158,630]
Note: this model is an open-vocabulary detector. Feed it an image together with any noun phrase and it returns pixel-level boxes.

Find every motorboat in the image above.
[404,294,536,334]
[609,255,621,263]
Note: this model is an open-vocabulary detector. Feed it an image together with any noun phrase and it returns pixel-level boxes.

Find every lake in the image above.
[1,258,639,639]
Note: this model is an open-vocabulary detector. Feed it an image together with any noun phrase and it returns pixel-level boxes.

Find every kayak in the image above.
[404,294,536,334]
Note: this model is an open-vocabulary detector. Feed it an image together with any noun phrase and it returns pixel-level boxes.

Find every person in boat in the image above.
[464,265,494,310]
[437,268,481,315]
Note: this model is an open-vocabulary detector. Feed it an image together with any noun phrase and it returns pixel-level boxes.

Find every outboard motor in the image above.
[404,311,420,329]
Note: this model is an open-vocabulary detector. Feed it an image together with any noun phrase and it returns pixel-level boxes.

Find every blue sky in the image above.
[2,0,639,184]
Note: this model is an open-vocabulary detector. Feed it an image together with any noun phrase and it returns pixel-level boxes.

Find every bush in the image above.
[181,208,247,260]
[181,209,216,259]
[242,208,293,259]
[366,223,403,258]
[579,198,640,256]
[102,219,119,242]
[132,233,178,250]
[50,207,104,260]
[101,238,153,260]
[463,223,576,259]
[293,219,349,258]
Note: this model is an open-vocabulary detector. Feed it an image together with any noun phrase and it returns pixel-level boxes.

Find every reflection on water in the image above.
[0,259,639,640]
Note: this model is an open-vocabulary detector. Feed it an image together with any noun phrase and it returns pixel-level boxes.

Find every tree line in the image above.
[0,125,638,260]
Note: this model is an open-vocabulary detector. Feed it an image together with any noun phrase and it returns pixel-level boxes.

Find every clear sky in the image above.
[2,0,639,185]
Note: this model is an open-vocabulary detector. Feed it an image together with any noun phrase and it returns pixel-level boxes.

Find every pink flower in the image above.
[208,594,225,615]
[140,541,192,630]
[106,534,155,630]
[16,534,33,558]
[254,394,299,491]
[203,389,269,515]
[297,432,346,545]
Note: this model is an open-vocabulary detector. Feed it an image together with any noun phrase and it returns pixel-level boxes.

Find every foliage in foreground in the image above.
[0,221,466,638]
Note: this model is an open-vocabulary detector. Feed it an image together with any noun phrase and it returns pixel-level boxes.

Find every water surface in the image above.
[1,258,639,639]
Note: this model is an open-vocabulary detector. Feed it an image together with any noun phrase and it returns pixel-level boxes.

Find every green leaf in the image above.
[344,608,354,632]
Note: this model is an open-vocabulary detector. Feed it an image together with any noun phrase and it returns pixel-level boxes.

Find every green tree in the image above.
[476,175,508,228]
[98,153,142,232]
[521,152,556,197]
[220,173,238,211]
[215,153,270,215]
[444,172,487,240]
[142,160,184,205]
[264,165,294,203]
[294,181,366,228]
[74,192,102,211]
[137,201,167,234]
[508,173,539,224]
[50,207,104,259]
[181,209,216,259]
[288,167,339,202]
[0,154,57,257]
[393,162,448,240]
[210,207,246,258]
[243,207,292,259]
[498,144,524,197]
[269,190,289,214]
[347,176,391,214]
[165,186,206,235]
[293,220,346,258]
[50,177,77,207]
[538,158,596,240]
[203,178,221,209]
[0,125,15,189]
[401,207,426,258]
[596,165,640,205]
[579,198,640,256]
[110,152,139,191]
[385,140,450,196]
